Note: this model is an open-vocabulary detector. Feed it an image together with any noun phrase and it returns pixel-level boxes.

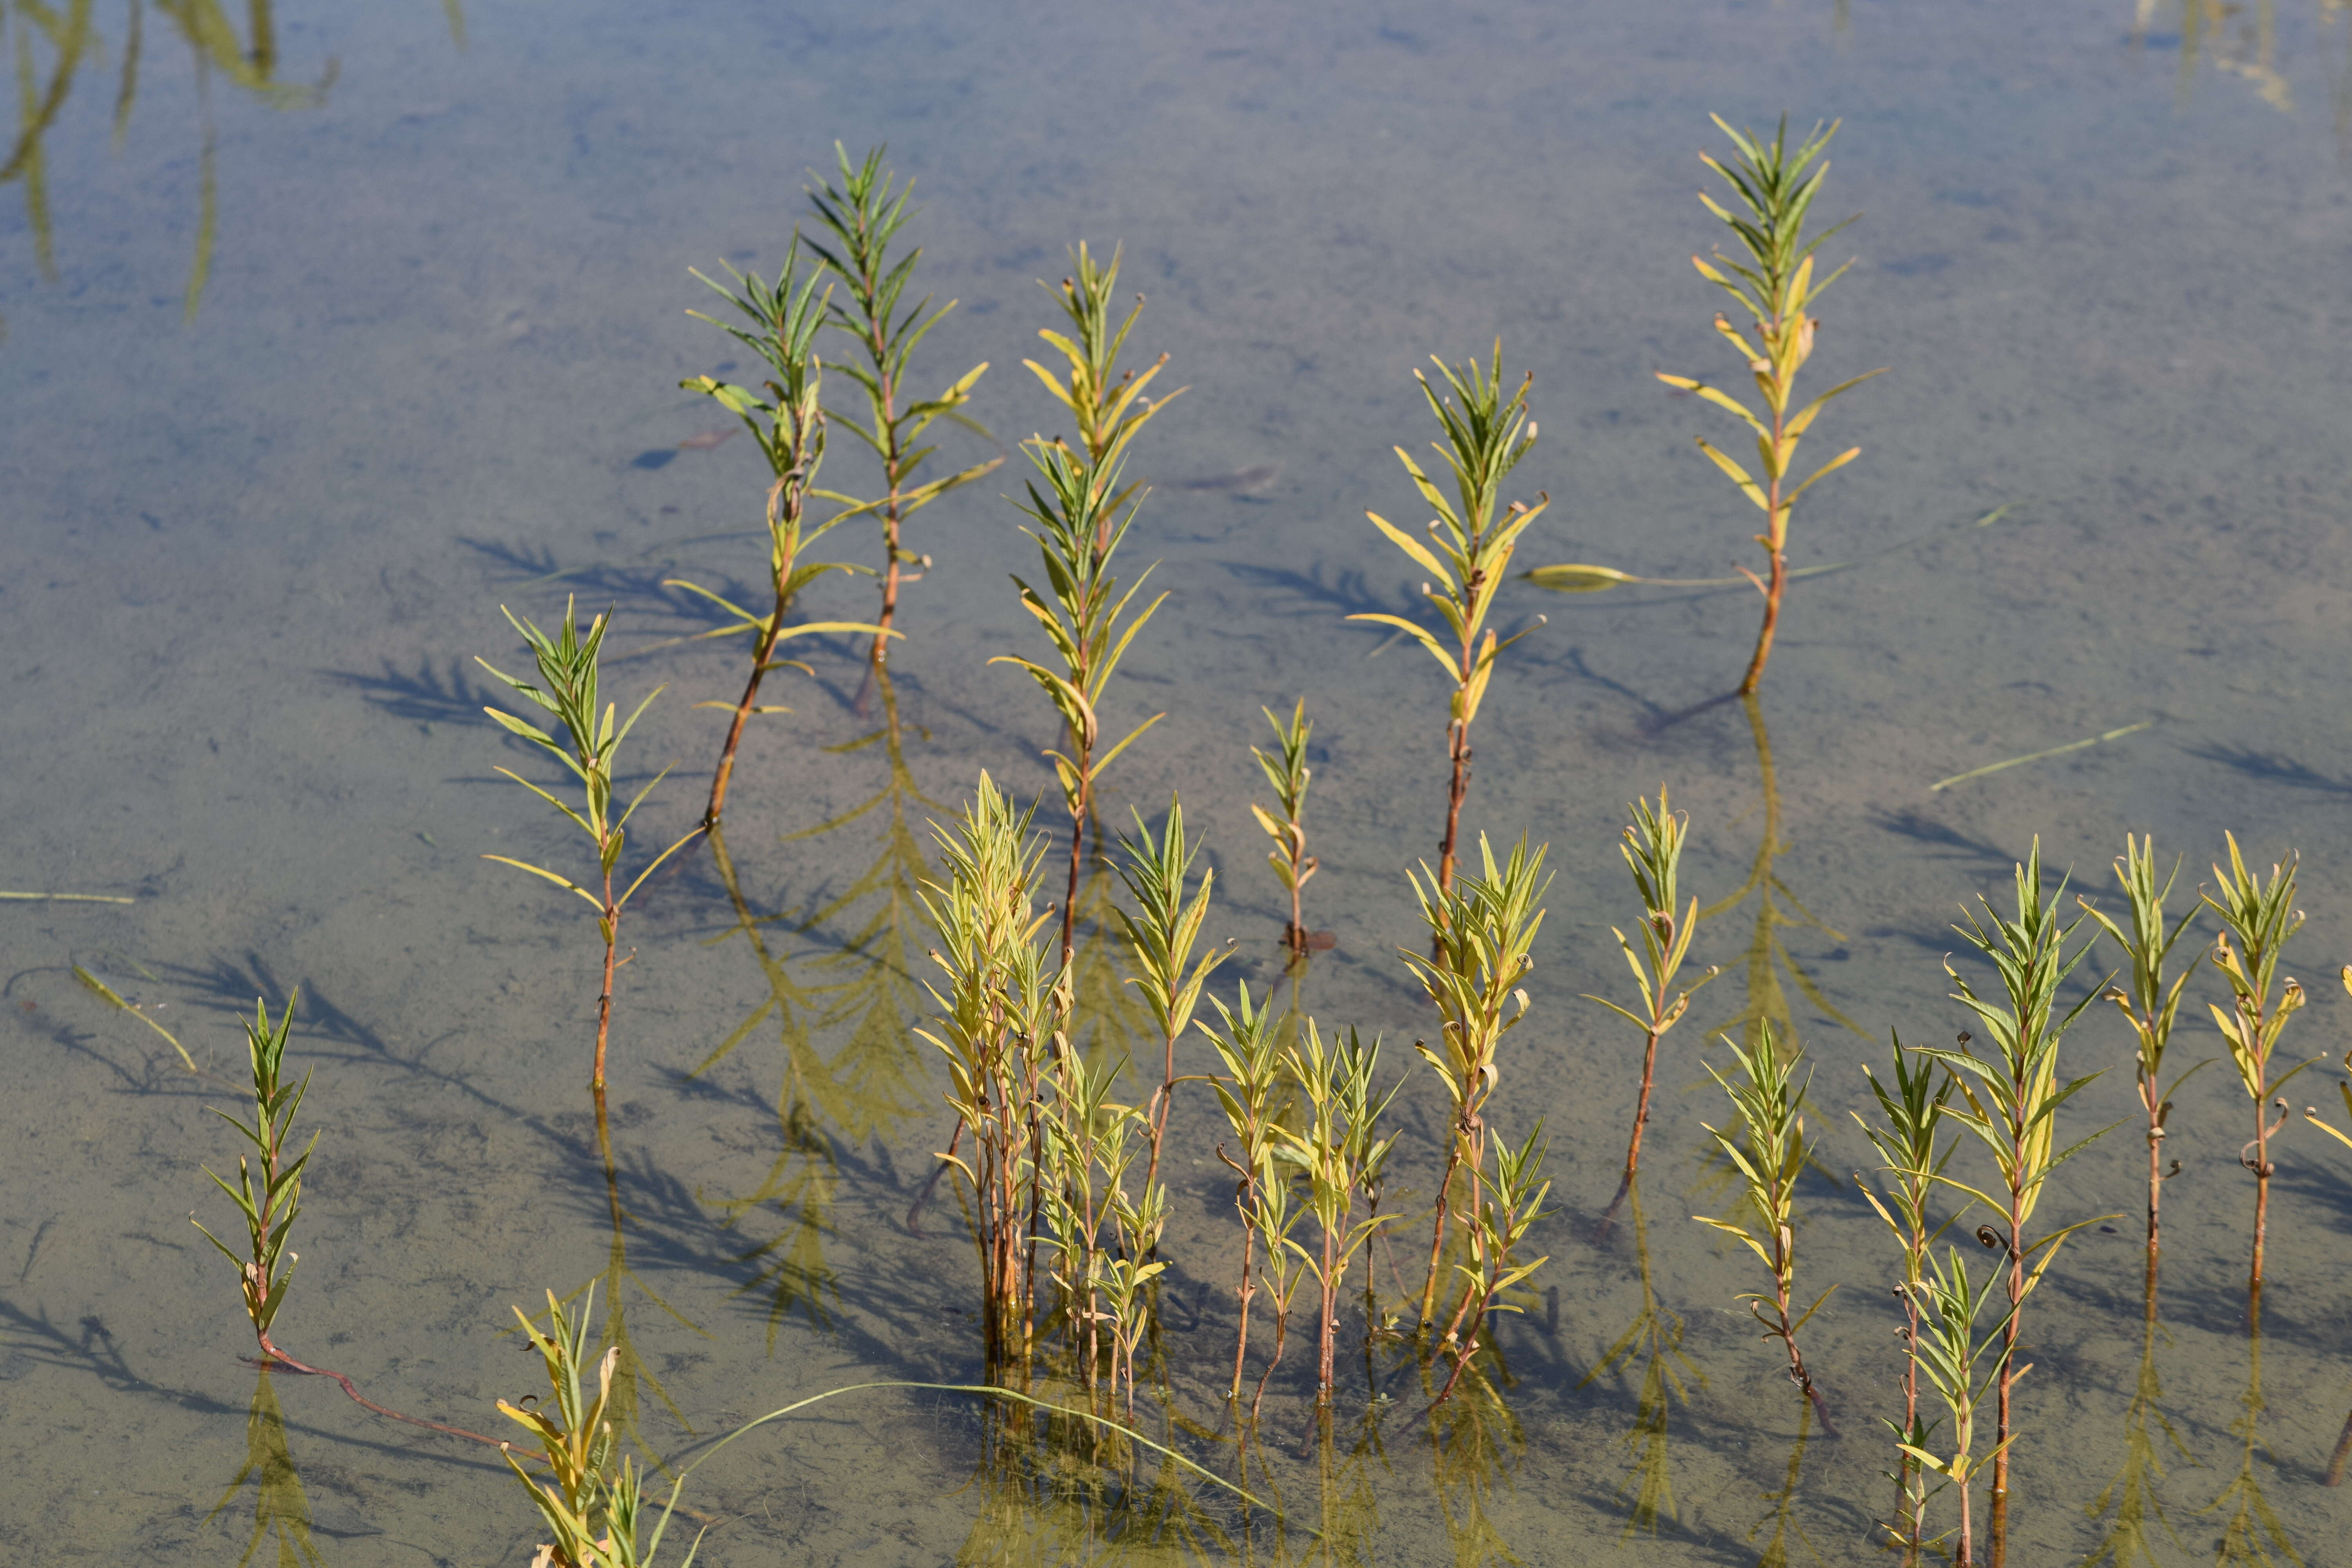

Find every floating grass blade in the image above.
[2,889,134,902]
[1929,721,2153,792]
[73,963,196,1071]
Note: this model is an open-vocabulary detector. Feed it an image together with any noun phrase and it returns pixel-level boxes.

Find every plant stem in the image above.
[2325,1408,2352,1487]
[595,862,618,1091]
[1991,1188,2025,1567]
[1438,713,1472,897]
[1229,1219,1255,1402]
[1623,1018,1664,1189]
[1739,490,1787,696]
[1418,1141,1467,1329]
[1318,1223,1339,1403]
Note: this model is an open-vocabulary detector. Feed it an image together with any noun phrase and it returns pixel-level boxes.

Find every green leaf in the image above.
[1520,563,1635,593]
[482,854,606,909]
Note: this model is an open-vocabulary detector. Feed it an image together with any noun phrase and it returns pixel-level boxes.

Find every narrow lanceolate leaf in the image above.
[1346,612,1455,675]
[1365,509,1456,587]
[1695,439,1770,511]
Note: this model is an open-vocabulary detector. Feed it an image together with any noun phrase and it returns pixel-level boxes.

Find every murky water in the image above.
[5,0,2352,1562]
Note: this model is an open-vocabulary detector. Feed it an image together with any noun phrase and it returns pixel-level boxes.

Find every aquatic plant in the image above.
[673,234,885,828]
[1098,1123,1167,1419]
[915,770,1062,1363]
[1853,1035,1961,1560]
[1202,978,1286,1403]
[479,599,704,1090]
[996,243,1178,965]
[1920,841,2117,1567]
[193,993,314,1363]
[1899,1244,2014,1568]
[1270,1021,1406,1403]
[196,991,519,1451]
[1585,788,1714,1210]
[1022,241,1181,488]
[497,1287,704,1568]
[1432,1118,1552,1403]
[804,143,1002,663]
[1651,114,1883,693]
[1693,1021,1837,1434]
[2201,833,2314,1296]
[993,440,1168,964]
[1249,698,1322,960]
[2079,835,2208,1285]
[1403,833,1550,1330]
[1109,795,1231,1197]
[1347,347,1547,897]
[1035,1036,1130,1405]
[2302,1011,2352,1488]
[1241,1144,1310,1425]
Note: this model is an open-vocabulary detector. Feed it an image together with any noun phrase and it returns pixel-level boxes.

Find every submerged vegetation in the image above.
[129,108,2352,1566]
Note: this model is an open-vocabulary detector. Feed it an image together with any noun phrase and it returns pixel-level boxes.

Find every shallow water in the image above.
[5,0,2352,1562]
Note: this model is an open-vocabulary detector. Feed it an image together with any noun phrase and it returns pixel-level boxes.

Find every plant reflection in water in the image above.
[2,1,463,329]
[692,665,940,1342]
[528,1090,706,1466]
[2200,1292,2301,1566]
[952,1394,1236,1567]
[1581,1174,1704,1540]
[1698,696,1869,1080]
[206,1368,327,1568]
